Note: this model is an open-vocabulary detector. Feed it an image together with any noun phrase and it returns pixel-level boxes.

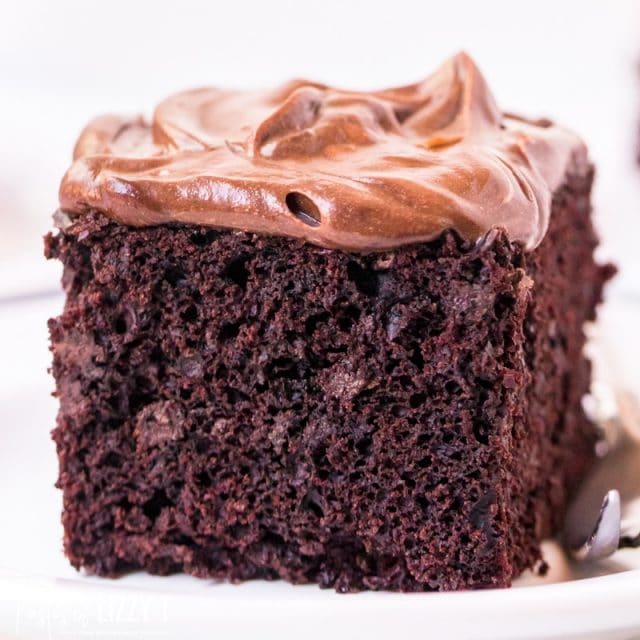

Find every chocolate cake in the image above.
[46,53,613,592]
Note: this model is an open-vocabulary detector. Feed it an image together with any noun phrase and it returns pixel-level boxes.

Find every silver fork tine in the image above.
[566,490,621,561]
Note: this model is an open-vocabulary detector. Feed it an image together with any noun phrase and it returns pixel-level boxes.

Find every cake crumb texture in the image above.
[46,170,612,591]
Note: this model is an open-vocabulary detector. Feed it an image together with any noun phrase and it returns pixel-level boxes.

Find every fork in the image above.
[563,389,640,561]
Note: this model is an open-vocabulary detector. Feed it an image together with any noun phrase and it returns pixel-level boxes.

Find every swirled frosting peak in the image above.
[59,53,587,251]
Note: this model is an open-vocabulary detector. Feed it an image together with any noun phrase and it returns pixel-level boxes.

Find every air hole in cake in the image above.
[112,305,139,339]
[285,192,321,227]
[219,321,241,340]
[195,471,212,488]
[262,530,285,547]
[346,261,379,296]
[464,257,488,282]
[128,388,154,413]
[142,489,172,520]
[391,404,407,418]
[304,311,331,335]
[113,315,127,334]
[189,230,219,246]
[164,266,186,287]
[102,451,122,467]
[355,435,372,455]
[337,305,361,331]
[416,495,430,514]
[343,304,361,320]
[223,255,249,289]
[409,347,424,371]
[442,431,455,445]
[317,468,330,481]
[409,392,426,408]
[311,444,327,467]
[445,380,461,395]
[225,387,249,404]
[302,490,325,518]
[494,293,514,319]
[195,436,211,455]
[467,470,482,482]
[215,364,228,380]
[181,304,198,322]
[397,374,411,389]
[472,420,490,445]
[287,420,304,439]
[401,473,416,489]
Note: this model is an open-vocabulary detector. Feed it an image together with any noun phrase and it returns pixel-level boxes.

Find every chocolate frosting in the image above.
[59,53,587,251]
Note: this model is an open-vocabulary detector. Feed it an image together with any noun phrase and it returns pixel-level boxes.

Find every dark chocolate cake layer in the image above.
[46,170,612,592]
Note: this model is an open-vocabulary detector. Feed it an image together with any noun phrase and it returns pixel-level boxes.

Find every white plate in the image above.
[0,294,639,640]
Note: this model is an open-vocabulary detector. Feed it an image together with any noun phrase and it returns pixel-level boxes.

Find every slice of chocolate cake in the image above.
[46,53,613,592]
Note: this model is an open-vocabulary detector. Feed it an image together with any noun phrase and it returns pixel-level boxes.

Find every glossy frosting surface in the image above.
[59,53,587,251]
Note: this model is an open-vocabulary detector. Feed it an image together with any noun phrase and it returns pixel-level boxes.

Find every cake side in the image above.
[504,167,614,573]
[45,170,610,592]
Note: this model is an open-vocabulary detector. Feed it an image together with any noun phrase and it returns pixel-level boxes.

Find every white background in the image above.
[1,3,640,638]
[1,0,640,297]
